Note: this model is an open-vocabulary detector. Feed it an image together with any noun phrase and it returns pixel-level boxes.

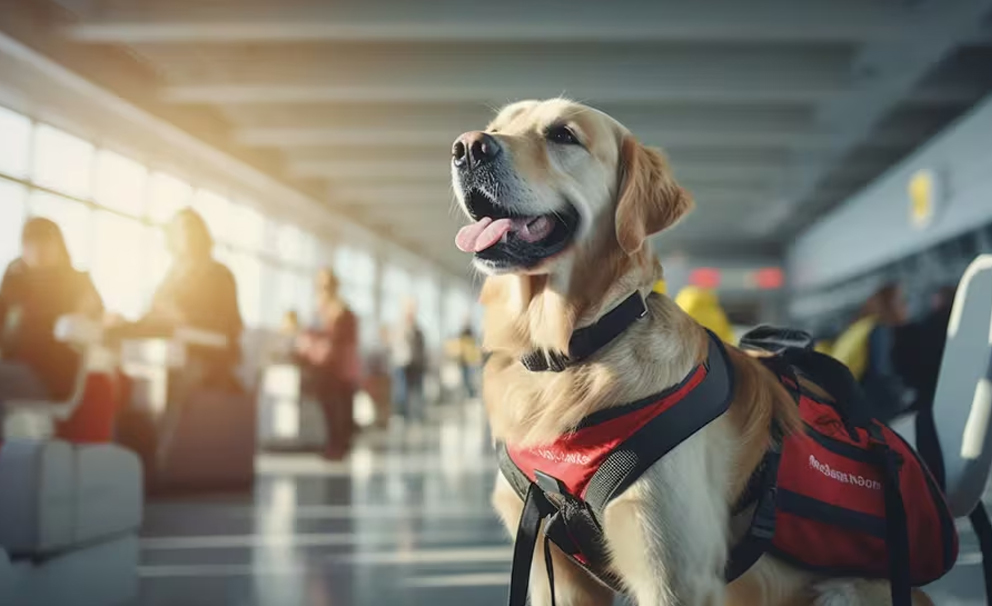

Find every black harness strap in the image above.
[509,485,556,606]
[870,424,912,606]
[726,443,781,582]
[585,332,736,516]
[521,292,648,372]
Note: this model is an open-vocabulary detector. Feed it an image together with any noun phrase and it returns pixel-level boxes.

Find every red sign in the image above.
[753,267,784,290]
[689,267,721,289]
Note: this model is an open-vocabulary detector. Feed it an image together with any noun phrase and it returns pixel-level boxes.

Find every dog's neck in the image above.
[480,260,706,447]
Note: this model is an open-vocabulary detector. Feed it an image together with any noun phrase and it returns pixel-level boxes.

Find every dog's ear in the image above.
[614,136,693,255]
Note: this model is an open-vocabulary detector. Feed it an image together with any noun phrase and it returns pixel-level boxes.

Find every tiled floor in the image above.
[134,401,989,605]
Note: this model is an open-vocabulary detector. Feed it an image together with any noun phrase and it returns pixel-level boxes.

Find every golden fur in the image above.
[455,99,931,605]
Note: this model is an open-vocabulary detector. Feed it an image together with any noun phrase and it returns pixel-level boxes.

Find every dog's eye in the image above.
[546,125,580,146]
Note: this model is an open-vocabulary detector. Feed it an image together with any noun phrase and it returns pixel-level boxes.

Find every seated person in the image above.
[111,208,243,394]
[0,219,103,423]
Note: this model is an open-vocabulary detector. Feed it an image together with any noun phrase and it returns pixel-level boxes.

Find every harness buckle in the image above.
[535,470,569,497]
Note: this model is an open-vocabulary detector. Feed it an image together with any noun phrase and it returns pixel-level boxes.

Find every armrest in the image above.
[53,314,103,346]
[173,327,228,349]
[3,315,107,433]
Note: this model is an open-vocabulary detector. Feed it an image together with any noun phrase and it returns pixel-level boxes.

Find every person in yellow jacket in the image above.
[673,285,736,344]
[445,324,481,398]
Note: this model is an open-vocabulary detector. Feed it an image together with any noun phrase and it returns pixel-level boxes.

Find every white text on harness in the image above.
[532,448,592,466]
[809,455,882,490]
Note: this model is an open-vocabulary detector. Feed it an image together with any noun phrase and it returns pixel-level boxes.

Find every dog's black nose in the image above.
[452,131,501,170]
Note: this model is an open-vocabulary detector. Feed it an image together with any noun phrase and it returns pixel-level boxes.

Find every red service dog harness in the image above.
[496,296,959,606]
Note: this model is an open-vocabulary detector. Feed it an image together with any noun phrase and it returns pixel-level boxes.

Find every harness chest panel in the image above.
[505,365,707,500]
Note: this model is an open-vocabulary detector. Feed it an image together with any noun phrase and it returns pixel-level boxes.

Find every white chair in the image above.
[890,255,992,600]
[2,315,109,440]
[891,255,992,517]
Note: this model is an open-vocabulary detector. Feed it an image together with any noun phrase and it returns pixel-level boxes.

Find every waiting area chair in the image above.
[0,315,143,606]
[891,254,992,598]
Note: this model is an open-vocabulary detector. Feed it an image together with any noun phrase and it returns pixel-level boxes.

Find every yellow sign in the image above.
[908,168,940,229]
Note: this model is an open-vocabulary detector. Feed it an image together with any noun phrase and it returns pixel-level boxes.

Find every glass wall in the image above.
[0,103,473,357]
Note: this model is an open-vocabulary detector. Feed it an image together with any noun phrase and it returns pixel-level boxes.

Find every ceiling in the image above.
[4,0,992,277]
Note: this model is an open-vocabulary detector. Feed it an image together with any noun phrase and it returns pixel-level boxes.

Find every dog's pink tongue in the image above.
[455,217,514,253]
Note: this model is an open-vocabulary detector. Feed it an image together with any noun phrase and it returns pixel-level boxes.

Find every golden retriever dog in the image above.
[450,99,932,606]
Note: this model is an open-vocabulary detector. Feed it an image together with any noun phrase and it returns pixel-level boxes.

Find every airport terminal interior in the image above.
[2,1,992,604]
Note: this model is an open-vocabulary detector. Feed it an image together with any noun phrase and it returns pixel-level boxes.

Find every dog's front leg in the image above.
[493,476,615,606]
[603,433,730,606]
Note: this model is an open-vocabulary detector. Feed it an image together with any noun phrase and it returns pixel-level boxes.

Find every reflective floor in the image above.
[134,401,988,606]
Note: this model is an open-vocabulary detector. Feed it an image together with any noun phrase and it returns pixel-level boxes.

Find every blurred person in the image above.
[894,284,956,412]
[391,298,427,423]
[363,325,393,428]
[893,284,957,487]
[673,285,735,344]
[456,322,481,399]
[140,208,243,389]
[268,309,300,363]
[281,310,300,336]
[0,219,103,425]
[295,268,359,460]
[832,283,911,421]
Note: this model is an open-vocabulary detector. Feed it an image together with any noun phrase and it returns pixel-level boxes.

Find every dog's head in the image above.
[452,99,692,281]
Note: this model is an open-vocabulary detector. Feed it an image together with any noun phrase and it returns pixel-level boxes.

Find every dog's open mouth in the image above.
[455,189,579,270]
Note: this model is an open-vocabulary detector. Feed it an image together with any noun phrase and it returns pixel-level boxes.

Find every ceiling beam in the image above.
[162,82,979,108]
[63,0,960,44]
[751,0,992,235]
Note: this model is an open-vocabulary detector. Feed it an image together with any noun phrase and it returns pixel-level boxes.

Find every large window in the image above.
[0,181,27,269]
[0,103,467,354]
[413,272,442,348]
[90,211,149,318]
[94,149,146,217]
[379,264,411,328]
[32,124,94,199]
[147,171,191,224]
[193,188,232,243]
[0,106,31,179]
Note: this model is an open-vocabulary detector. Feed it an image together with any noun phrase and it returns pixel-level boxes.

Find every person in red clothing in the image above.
[0,219,103,431]
[296,268,359,460]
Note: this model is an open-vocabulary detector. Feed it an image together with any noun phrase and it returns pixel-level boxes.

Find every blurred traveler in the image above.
[674,285,735,344]
[143,208,243,389]
[893,284,956,486]
[832,283,911,421]
[391,299,427,423]
[268,309,300,363]
[364,325,393,428]
[456,323,481,399]
[281,310,300,336]
[894,285,956,413]
[0,219,103,425]
[296,268,359,460]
